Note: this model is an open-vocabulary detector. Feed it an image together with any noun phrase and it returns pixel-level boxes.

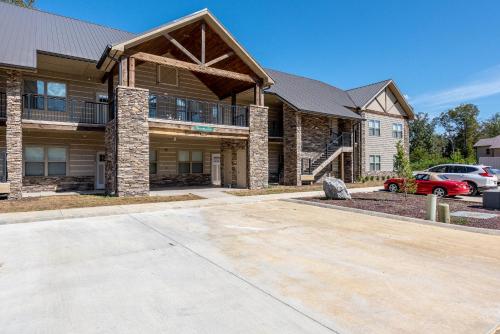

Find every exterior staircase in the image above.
[301,132,352,182]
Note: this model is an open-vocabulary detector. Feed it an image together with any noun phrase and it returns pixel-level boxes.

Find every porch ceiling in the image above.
[126,20,256,99]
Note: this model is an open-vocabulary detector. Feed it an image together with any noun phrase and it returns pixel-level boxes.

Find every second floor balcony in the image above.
[148,95,248,127]
[22,94,108,125]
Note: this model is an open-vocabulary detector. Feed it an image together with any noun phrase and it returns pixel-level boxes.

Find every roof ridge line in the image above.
[0,1,135,35]
[346,78,392,91]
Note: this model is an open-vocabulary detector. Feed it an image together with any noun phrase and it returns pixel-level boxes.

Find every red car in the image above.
[384,173,470,197]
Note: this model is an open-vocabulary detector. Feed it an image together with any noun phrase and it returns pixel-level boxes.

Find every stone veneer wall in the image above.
[301,114,331,161]
[114,86,150,197]
[23,176,95,192]
[248,105,269,189]
[6,71,23,199]
[221,139,246,187]
[150,174,211,188]
[283,104,301,186]
[105,119,117,195]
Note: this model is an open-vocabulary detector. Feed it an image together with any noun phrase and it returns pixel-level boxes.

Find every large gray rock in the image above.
[323,177,351,200]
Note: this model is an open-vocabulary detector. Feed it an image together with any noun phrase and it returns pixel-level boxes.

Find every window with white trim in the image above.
[392,123,403,139]
[369,155,381,171]
[24,80,67,112]
[24,146,67,176]
[368,120,380,136]
[178,150,203,174]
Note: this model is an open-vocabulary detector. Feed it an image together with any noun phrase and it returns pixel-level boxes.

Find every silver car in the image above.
[424,164,498,195]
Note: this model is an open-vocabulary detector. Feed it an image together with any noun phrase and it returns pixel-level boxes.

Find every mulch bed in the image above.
[303,191,500,230]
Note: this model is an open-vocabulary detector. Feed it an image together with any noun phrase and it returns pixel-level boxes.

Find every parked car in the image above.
[422,164,498,195]
[385,173,470,197]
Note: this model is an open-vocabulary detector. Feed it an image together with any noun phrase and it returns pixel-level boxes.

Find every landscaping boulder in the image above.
[323,177,351,200]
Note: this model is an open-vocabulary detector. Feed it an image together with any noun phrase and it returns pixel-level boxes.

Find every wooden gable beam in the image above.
[128,52,256,83]
[164,33,201,65]
[201,22,206,64]
[205,52,234,67]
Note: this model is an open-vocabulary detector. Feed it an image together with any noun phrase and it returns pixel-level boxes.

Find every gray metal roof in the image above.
[474,135,500,149]
[264,69,362,119]
[0,1,135,69]
[346,79,392,108]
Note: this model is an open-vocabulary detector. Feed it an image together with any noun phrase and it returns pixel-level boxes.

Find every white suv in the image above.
[425,164,498,195]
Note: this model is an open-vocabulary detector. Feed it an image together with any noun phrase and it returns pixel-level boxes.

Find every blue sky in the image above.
[37,0,500,120]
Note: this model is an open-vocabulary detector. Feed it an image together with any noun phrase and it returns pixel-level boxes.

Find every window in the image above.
[24,147,67,176]
[486,148,491,155]
[149,150,157,175]
[415,173,430,181]
[369,155,381,171]
[178,150,203,174]
[24,80,67,112]
[428,165,447,173]
[176,98,187,121]
[157,65,178,86]
[368,120,380,136]
[96,93,108,103]
[392,123,403,138]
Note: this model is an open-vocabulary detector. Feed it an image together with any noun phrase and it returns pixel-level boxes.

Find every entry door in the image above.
[223,149,232,186]
[211,153,221,186]
[236,149,247,188]
[96,152,106,190]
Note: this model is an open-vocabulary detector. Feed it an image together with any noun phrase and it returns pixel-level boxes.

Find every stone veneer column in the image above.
[114,86,150,197]
[6,71,23,200]
[105,118,117,195]
[248,105,269,189]
[283,103,301,186]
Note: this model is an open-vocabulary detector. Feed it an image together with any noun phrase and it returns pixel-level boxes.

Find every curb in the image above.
[283,198,500,236]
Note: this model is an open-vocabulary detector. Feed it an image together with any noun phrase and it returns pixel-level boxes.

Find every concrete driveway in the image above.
[1,200,499,334]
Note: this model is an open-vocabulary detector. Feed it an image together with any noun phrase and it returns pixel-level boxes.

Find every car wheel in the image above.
[433,187,447,197]
[466,181,478,196]
[388,183,399,192]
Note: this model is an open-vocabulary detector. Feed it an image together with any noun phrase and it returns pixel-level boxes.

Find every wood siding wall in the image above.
[149,135,221,176]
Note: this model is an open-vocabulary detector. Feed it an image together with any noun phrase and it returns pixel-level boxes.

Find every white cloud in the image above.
[411,65,500,113]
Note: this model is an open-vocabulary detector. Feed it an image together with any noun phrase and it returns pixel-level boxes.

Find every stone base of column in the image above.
[114,86,150,197]
[6,71,23,200]
[248,105,268,189]
[283,104,301,186]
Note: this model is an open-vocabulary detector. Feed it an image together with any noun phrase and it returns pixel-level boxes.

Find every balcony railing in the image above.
[22,94,108,125]
[149,95,248,127]
[0,92,5,118]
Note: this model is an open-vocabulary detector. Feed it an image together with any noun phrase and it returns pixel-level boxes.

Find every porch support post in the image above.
[253,82,264,106]
[114,86,150,196]
[119,57,128,86]
[248,104,268,189]
[283,103,301,186]
[6,71,23,199]
[128,57,135,88]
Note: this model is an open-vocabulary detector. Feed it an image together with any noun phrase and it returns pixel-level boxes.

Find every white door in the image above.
[236,149,247,188]
[211,153,221,186]
[96,152,106,190]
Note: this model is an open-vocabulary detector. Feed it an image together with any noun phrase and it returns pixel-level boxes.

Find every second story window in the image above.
[368,120,380,136]
[392,123,403,139]
[24,80,67,112]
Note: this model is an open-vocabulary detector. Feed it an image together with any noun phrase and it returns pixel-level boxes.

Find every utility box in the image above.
[483,190,500,210]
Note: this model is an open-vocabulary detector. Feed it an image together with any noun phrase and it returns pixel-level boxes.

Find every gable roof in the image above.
[346,79,392,107]
[264,69,362,120]
[474,135,500,149]
[347,79,414,118]
[0,1,134,70]
[98,9,273,86]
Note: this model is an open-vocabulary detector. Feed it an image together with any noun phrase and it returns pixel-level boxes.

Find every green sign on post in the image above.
[192,125,214,132]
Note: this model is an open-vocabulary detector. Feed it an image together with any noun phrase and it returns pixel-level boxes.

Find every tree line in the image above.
[409,104,500,170]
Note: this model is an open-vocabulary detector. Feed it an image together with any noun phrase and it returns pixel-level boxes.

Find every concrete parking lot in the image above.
[1,199,499,334]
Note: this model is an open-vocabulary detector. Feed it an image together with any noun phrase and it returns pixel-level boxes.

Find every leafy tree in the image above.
[480,112,500,138]
[438,104,480,160]
[394,140,416,197]
[1,0,35,8]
